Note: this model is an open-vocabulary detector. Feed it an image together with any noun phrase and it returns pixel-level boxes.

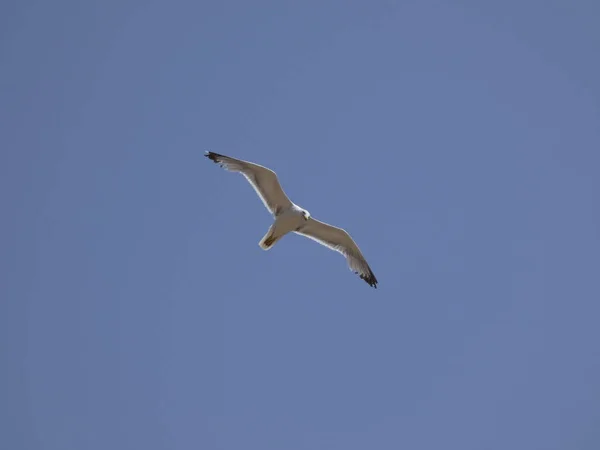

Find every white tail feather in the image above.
[259,226,281,250]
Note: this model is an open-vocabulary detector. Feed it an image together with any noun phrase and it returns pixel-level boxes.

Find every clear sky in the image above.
[2,1,599,449]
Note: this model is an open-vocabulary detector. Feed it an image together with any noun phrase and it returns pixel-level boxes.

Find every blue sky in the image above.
[2,1,599,449]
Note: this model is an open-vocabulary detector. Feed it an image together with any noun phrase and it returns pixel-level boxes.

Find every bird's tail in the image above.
[259,225,283,250]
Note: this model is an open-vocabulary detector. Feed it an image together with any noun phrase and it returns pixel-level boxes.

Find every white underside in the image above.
[258,206,306,250]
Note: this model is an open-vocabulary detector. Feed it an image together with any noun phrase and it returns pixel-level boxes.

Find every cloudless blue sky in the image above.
[2,1,600,449]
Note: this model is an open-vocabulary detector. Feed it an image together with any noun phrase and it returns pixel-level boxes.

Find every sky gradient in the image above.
[2,1,600,449]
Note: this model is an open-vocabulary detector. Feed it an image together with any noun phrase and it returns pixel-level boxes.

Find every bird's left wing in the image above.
[295,217,378,288]
[205,151,293,216]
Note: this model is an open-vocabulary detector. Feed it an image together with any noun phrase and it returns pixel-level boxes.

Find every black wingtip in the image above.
[204,152,224,164]
[360,271,378,289]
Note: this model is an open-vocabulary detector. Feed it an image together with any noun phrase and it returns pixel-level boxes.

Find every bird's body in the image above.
[259,204,308,250]
[205,151,378,288]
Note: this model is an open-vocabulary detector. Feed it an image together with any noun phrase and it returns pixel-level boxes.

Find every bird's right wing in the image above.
[205,151,293,216]
[295,217,378,288]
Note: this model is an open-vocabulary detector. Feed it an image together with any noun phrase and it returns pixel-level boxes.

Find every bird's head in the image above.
[302,209,311,221]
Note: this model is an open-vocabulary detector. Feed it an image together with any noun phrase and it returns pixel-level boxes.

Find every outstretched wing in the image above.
[205,151,293,216]
[295,217,378,288]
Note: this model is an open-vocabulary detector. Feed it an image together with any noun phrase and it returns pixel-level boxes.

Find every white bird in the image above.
[205,151,378,288]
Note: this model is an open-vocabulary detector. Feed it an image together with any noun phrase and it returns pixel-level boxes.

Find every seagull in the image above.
[205,151,378,288]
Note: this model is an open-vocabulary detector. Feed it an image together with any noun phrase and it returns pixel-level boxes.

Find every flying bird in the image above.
[205,151,378,288]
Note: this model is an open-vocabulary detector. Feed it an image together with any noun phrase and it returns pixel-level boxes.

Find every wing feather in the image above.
[295,217,378,288]
[205,151,292,215]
